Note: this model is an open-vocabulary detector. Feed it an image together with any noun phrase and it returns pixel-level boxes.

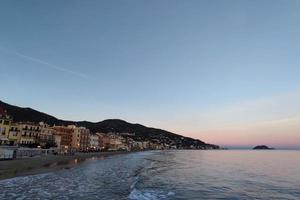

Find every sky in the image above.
[1,0,300,148]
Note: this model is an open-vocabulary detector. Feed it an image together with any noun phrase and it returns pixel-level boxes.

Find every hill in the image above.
[0,100,219,149]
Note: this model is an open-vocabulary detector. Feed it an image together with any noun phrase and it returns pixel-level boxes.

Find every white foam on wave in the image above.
[128,188,175,200]
[130,176,139,189]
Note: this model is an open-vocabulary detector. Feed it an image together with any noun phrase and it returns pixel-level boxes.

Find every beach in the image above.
[0,151,129,180]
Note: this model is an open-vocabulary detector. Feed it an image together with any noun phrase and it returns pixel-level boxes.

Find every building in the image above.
[39,122,56,148]
[89,134,99,151]
[0,135,9,145]
[54,135,62,150]
[0,107,12,145]
[131,141,143,150]
[8,123,21,146]
[69,125,90,151]
[107,133,128,151]
[19,122,41,146]
[53,126,73,152]
[96,133,110,150]
[142,141,150,149]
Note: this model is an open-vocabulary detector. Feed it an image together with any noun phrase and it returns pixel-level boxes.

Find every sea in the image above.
[1,150,300,200]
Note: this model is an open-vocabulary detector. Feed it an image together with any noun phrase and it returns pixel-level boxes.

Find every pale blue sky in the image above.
[1,0,300,147]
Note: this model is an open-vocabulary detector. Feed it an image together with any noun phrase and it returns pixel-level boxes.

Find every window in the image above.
[4,120,9,125]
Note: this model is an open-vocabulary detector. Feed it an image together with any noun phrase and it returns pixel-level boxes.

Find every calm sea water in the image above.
[1,150,300,200]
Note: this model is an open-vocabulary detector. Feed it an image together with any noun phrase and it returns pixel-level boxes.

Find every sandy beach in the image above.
[0,151,130,180]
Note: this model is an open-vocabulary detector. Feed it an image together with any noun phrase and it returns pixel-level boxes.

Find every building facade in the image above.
[70,126,90,151]
[107,133,128,151]
[96,133,110,150]
[39,122,56,148]
[53,126,73,152]
[89,134,99,150]
[19,122,41,146]
[8,123,21,145]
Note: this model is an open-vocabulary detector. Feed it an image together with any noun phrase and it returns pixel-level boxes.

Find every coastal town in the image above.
[0,107,182,160]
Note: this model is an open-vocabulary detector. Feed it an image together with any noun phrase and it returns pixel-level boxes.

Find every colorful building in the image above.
[19,122,41,146]
[8,123,21,145]
[70,126,90,151]
[96,133,110,150]
[53,126,73,152]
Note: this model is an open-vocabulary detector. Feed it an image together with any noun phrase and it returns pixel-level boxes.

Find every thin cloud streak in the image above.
[0,46,90,79]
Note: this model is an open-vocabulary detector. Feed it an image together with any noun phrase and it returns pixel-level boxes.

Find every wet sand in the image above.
[0,151,130,180]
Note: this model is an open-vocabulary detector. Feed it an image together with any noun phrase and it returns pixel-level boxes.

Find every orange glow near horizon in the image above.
[151,92,300,148]
[175,117,300,148]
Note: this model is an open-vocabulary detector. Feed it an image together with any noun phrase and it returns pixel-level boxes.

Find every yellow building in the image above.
[8,123,21,145]
[19,122,41,146]
[0,107,12,145]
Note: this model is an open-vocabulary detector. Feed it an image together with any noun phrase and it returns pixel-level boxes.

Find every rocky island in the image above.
[253,145,275,150]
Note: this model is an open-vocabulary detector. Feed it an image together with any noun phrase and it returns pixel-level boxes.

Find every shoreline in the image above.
[0,151,130,181]
[0,149,228,181]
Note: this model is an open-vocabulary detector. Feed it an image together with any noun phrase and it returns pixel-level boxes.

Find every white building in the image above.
[89,134,99,150]
[53,135,61,148]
